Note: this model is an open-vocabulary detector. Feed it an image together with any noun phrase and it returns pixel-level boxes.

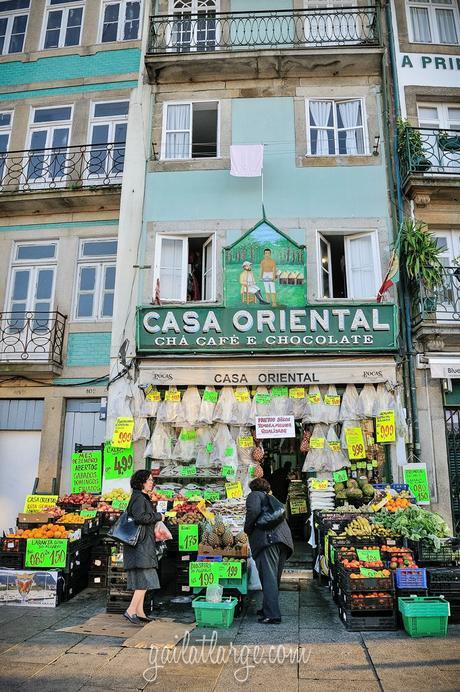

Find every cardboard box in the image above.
[17,512,53,524]
[0,569,60,607]
[198,543,249,558]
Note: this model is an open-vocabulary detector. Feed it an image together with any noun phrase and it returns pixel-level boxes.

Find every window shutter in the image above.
[345,233,376,298]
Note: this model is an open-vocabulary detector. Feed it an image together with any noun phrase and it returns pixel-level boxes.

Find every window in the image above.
[42,0,84,49]
[100,0,141,42]
[74,239,117,320]
[418,102,460,170]
[169,0,218,52]
[317,232,380,299]
[87,101,128,179]
[6,242,57,328]
[307,99,367,156]
[154,234,216,302]
[26,106,72,185]
[0,111,12,183]
[407,0,459,44]
[162,101,219,159]
[0,0,29,54]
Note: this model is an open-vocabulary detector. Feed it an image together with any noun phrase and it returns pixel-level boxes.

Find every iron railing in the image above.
[412,267,460,324]
[0,142,125,193]
[0,311,66,365]
[148,7,380,54]
[399,127,460,181]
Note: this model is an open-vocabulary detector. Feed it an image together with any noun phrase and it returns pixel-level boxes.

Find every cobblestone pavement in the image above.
[0,583,459,691]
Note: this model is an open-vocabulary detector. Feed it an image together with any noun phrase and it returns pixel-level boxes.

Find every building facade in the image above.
[390,0,460,531]
[0,0,143,530]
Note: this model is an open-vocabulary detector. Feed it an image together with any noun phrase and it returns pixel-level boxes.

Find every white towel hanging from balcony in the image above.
[230,144,264,177]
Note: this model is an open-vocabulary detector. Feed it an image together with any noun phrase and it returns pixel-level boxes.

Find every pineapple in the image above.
[235,531,248,545]
[221,529,234,548]
[207,531,220,548]
[214,516,226,536]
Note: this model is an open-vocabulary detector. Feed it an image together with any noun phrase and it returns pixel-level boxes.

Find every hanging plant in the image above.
[400,219,444,292]
[397,118,431,172]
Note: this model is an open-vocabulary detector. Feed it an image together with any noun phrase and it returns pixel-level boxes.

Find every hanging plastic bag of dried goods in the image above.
[139,386,161,418]
[302,423,328,472]
[340,419,362,450]
[195,426,215,468]
[172,427,197,461]
[270,385,290,415]
[213,423,238,465]
[199,387,218,424]
[339,384,359,421]
[231,386,253,425]
[133,417,151,441]
[326,425,349,471]
[373,382,396,417]
[286,385,308,419]
[144,422,176,459]
[106,378,132,441]
[236,425,255,466]
[303,385,325,424]
[157,386,184,424]
[322,385,341,424]
[214,387,236,424]
[250,386,272,419]
[357,384,377,419]
[176,386,202,427]
[395,388,409,441]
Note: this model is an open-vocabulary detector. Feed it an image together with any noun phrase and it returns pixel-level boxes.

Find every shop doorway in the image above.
[0,430,41,532]
[444,407,460,535]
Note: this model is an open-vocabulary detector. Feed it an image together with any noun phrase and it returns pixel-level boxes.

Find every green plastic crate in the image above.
[398,596,450,638]
[192,596,238,629]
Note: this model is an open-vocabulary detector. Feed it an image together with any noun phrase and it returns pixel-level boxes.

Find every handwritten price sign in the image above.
[345,427,366,460]
[376,410,396,443]
[189,562,220,587]
[403,463,430,505]
[104,443,133,479]
[179,524,199,552]
[25,538,68,568]
[111,417,134,449]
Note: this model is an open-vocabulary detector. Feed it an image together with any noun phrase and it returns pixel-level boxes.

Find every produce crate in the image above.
[88,572,107,588]
[407,538,460,565]
[1,538,26,553]
[398,596,450,637]
[338,566,393,593]
[0,551,25,569]
[338,604,398,631]
[340,591,394,611]
[427,567,460,592]
[89,554,109,571]
[395,568,427,589]
[198,544,249,558]
[108,571,127,588]
[106,590,132,613]
[192,596,238,629]
[374,483,410,492]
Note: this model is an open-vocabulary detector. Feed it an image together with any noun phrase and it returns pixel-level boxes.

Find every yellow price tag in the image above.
[238,436,253,448]
[146,390,161,402]
[111,417,134,448]
[23,495,58,513]
[308,394,321,404]
[290,499,307,514]
[225,481,243,499]
[328,441,342,452]
[345,427,366,459]
[310,479,329,490]
[376,410,396,443]
[324,395,341,406]
[289,387,305,399]
[165,511,177,517]
[165,390,181,402]
[235,391,250,402]
[309,437,325,449]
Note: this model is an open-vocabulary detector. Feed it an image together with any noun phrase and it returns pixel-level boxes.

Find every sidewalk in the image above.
[0,581,459,691]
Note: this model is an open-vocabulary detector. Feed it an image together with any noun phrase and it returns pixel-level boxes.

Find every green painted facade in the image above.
[66,332,111,367]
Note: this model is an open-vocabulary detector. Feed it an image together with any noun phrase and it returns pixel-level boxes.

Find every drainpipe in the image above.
[384,1,421,455]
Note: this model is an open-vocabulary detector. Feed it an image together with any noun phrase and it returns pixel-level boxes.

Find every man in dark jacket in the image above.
[244,478,294,624]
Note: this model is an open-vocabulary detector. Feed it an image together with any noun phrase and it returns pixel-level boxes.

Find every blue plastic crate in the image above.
[395,568,427,589]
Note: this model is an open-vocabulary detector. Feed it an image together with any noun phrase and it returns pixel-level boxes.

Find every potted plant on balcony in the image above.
[401,218,444,313]
[438,130,460,152]
[397,119,431,173]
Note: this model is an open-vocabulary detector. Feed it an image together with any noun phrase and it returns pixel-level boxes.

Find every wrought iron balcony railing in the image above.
[0,142,125,193]
[412,267,460,325]
[0,311,66,366]
[399,127,460,182]
[148,7,380,54]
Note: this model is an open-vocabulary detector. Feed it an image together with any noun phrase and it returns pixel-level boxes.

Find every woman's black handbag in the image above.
[255,493,286,531]
[108,511,141,547]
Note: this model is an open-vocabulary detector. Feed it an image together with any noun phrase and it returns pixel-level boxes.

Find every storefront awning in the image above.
[138,357,398,386]
[428,357,460,379]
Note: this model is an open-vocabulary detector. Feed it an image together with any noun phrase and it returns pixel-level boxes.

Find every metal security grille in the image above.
[444,407,460,535]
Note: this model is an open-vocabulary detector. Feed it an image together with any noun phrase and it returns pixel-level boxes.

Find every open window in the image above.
[154,234,216,302]
[162,101,219,159]
[318,231,380,299]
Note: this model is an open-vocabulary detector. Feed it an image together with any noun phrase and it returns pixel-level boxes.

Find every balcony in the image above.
[0,311,66,375]
[146,7,381,83]
[412,267,460,346]
[0,142,125,214]
[400,127,460,200]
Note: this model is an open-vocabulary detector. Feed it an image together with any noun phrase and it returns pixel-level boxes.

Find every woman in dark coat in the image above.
[244,477,294,624]
[123,470,163,625]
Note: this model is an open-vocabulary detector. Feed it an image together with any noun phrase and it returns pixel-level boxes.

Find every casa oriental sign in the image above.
[136,304,398,355]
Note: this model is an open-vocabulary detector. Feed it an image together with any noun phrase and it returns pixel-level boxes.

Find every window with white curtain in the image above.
[162,101,219,159]
[407,0,459,44]
[317,231,380,299]
[306,99,367,156]
[153,234,216,302]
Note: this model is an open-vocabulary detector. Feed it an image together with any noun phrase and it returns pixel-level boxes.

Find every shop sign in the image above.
[179,524,199,551]
[111,417,134,448]
[401,54,460,72]
[25,538,68,569]
[255,415,295,439]
[137,304,397,355]
[71,451,102,494]
[23,495,58,513]
[403,463,431,505]
[376,410,396,443]
[104,443,134,480]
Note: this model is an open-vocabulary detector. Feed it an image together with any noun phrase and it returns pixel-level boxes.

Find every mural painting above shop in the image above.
[223,220,306,308]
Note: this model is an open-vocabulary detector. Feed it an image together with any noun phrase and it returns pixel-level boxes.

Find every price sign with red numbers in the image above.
[111,417,134,449]
[345,427,366,460]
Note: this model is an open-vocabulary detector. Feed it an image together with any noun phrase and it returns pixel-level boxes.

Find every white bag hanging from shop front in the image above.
[322,384,341,424]
[144,421,176,459]
[199,387,218,424]
[235,425,255,466]
[213,423,238,466]
[250,386,273,419]
[178,386,202,426]
[172,427,198,461]
[340,419,362,450]
[303,385,325,424]
[373,383,396,417]
[157,387,184,424]
[231,386,254,425]
[270,385,290,415]
[214,387,236,424]
[339,384,359,421]
[195,426,214,468]
[302,423,328,472]
[326,425,350,471]
[139,386,161,418]
[105,378,132,441]
[287,386,308,419]
[357,384,377,419]
[395,389,409,441]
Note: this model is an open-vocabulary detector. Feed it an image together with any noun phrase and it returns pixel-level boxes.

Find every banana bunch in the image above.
[342,516,373,537]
